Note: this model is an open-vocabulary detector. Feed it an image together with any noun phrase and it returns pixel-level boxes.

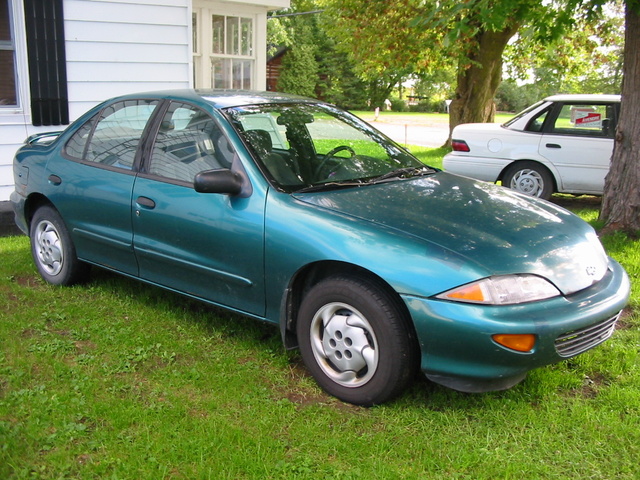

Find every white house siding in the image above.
[64,0,192,119]
[0,124,29,201]
[0,0,191,200]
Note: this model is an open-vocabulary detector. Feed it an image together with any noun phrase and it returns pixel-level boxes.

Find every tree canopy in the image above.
[270,0,637,233]
[320,0,622,136]
[267,0,370,108]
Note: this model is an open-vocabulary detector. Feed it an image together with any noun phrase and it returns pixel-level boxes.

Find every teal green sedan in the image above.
[11,90,630,406]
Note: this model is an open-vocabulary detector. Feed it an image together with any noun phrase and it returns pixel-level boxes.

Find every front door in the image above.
[131,101,266,316]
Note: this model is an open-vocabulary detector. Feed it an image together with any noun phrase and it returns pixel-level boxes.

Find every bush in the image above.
[409,101,431,113]
[495,80,544,113]
[389,97,407,112]
[277,46,318,97]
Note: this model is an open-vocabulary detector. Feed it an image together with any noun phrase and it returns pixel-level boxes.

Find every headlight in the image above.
[436,275,561,305]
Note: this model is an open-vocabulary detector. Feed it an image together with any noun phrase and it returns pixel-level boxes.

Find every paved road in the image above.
[355,114,450,148]
[370,122,449,148]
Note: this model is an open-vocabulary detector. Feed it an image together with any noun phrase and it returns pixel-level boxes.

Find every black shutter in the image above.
[23,0,69,126]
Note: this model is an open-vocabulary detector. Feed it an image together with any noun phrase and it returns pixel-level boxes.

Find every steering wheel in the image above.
[314,145,356,178]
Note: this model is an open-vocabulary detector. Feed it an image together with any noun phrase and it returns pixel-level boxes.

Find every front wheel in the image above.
[30,206,90,285]
[503,162,554,200]
[297,275,418,406]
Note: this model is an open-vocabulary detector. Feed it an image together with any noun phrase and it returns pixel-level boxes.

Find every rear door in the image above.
[47,99,160,274]
[539,101,617,193]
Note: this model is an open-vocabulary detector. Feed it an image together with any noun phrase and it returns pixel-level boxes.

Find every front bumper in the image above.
[9,189,29,235]
[402,259,630,393]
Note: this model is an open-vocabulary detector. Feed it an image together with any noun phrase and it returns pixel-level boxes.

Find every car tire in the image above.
[30,206,90,286]
[297,275,418,406]
[503,162,554,200]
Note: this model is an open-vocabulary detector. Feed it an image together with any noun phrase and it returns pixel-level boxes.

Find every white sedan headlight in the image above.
[437,275,561,305]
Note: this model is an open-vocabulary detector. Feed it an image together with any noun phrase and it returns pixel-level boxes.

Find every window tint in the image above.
[71,100,159,169]
[148,102,234,183]
[64,113,99,159]
[229,103,422,189]
[550,103,615,137]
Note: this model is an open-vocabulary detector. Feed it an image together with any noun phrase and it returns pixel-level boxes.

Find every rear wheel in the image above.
[30,206,89,285]
[297,275,418,406]
[503,162,554,200]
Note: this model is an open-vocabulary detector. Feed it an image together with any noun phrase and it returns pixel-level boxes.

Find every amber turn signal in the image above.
[492,334,537,353]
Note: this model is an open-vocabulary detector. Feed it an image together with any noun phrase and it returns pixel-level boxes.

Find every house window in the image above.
[0,0,17,107]
[193,7,255,90]
[210,15,254,89]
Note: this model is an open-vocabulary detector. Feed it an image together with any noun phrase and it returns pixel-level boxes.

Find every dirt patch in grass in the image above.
[13,274,41,287]
[20,327,40,339]
[268,357,363,411]
[569,373,610,399]
[551,194,602,209]
[615,309,636,330]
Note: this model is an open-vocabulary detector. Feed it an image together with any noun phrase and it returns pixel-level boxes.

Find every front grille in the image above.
[555,312,620,357]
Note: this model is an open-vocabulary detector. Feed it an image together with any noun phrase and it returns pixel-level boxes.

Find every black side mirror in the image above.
[194,169,243,195]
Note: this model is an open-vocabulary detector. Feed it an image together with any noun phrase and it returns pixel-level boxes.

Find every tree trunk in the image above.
[447,27,518,144]
[600,4,640,235]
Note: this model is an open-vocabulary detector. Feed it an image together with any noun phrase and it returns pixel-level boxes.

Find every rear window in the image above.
[503,101,545,128]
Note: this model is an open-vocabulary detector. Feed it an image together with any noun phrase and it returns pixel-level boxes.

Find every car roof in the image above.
[106,89,318,109]
[543,94,621,103]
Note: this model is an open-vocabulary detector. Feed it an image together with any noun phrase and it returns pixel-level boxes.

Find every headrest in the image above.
[245,130,273,158]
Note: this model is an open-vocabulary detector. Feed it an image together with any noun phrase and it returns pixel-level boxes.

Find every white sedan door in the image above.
[539,134,612,193]
[539,102,616,194]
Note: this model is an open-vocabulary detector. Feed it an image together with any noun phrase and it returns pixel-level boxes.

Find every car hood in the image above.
[294,172,609,296]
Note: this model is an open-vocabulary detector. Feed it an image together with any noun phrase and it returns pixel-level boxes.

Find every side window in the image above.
[148,102,234,183]
[550,104,613,137]
[64,114,98,159]
[65,99,159,170]
[525,109,549,132]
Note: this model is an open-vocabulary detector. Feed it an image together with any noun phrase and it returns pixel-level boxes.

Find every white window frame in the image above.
[192,3,258,90]
[0,0,30,122]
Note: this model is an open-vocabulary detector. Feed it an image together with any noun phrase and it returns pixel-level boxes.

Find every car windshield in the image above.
[225,103,430,192]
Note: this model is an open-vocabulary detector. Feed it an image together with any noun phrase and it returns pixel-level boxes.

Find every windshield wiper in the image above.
[293,180,365,194]
[368,166,436,184]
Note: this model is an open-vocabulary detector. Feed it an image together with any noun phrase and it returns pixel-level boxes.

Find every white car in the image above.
[443,94,620,200]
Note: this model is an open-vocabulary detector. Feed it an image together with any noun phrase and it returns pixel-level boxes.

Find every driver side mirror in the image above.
[194,169,243,196]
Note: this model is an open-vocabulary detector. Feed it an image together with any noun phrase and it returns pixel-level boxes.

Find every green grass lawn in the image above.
[1,158,639,478]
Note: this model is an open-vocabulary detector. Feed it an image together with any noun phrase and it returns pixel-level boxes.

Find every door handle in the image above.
[136,196,156,209]
[545,143,562,149]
